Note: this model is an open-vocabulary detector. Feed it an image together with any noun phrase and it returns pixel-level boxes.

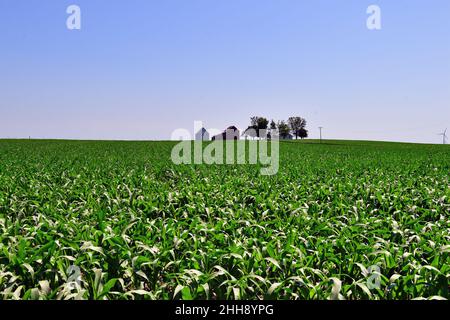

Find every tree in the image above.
[270,120,277,130]
[257,117,269,138]
[287,117,307,139]
[257,117,269,131]
[298,128,308,139]
[268,120,277,140]
[249,116,269,139]
[277,121,290,139]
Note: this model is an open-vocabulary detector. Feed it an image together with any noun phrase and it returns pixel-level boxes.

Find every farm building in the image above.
[269,131,292,140]
[212,126,240,141]
[242,127,270,140]
[281,133,293,140]
[195,128,210,141]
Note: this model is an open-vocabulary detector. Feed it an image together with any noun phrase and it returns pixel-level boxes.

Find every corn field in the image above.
[0,139,449,300]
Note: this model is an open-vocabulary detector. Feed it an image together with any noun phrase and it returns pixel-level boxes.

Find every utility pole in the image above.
[318,127,323,144]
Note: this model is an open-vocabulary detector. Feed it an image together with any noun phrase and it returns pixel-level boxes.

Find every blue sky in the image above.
[1,0,449,143]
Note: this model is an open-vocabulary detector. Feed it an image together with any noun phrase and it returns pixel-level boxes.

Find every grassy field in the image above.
[0,139,449,300]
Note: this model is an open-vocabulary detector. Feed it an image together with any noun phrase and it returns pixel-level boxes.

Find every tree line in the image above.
[243,116,308,140]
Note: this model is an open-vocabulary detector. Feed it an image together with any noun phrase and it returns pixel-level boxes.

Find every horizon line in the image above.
[0,137,448,146]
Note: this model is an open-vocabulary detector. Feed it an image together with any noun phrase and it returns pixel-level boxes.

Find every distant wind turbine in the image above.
[438,128,448,145]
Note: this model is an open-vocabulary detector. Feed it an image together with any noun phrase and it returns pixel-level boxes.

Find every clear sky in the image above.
[1,0,449,143]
